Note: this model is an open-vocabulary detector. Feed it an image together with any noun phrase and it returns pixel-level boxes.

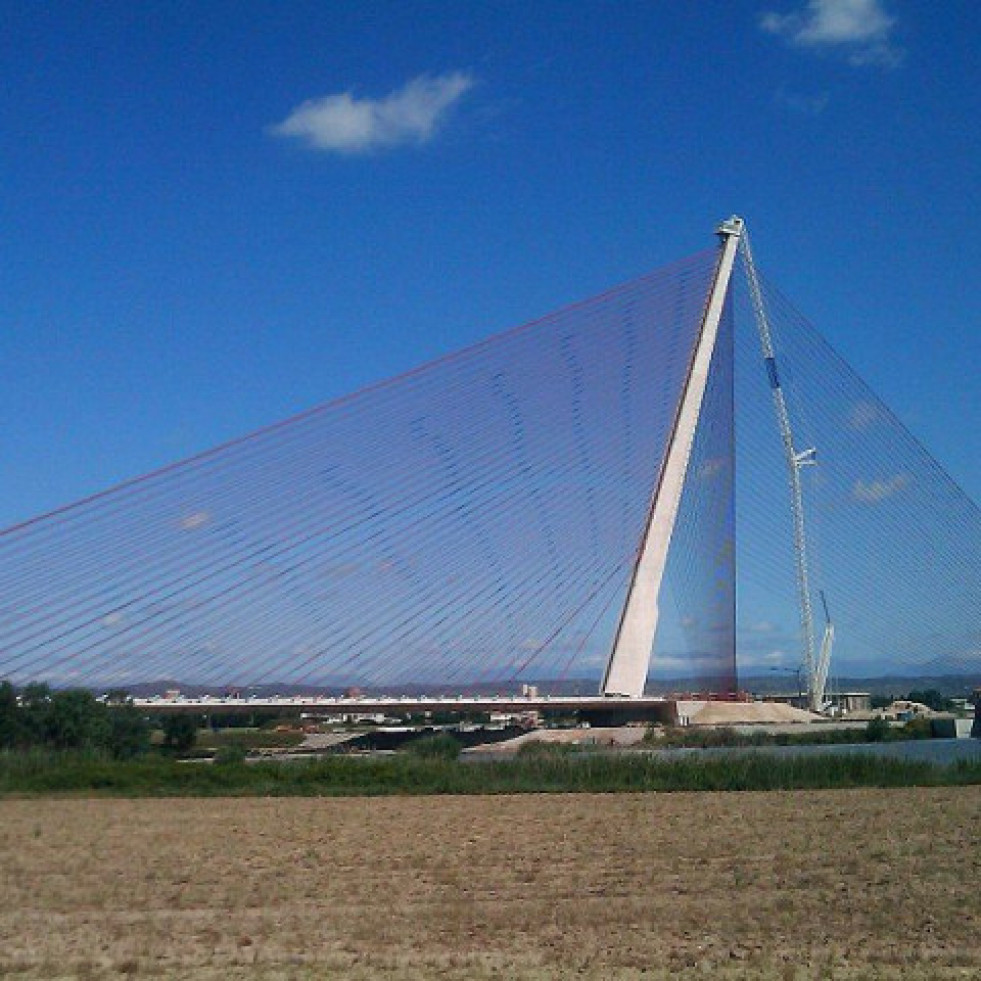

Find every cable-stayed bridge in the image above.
[1,218,978,712]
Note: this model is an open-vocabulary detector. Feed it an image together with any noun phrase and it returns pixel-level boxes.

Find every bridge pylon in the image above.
[600,217,743,698]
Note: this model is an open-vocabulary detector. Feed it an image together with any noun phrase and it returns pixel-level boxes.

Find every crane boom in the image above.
[815,590,835,711]
[739,229,823,713]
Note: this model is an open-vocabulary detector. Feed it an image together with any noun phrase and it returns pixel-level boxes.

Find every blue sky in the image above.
[2,0,980,529]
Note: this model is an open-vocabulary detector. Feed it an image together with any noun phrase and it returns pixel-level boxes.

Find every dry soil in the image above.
[0,788,978,980]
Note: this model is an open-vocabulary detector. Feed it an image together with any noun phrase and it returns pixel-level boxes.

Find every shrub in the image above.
[105,705,150,759]
[658,726,753,749]
[865,716,891,742]
[213,744,248,766]
[902,716,933,740]
[404,732,461,760]
[0,681,21,749]
[516,739,576,758]
[161,714,199,754]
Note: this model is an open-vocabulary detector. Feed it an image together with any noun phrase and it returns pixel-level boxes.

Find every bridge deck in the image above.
[133,695,678,725]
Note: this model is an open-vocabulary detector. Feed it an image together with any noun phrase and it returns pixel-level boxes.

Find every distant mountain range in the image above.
[89,673,980,700]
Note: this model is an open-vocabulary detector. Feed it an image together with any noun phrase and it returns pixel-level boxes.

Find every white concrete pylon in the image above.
[599,216,743,698]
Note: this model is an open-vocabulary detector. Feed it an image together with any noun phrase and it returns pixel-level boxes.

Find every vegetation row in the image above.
[1,738,979,797]
[648,715,936,748]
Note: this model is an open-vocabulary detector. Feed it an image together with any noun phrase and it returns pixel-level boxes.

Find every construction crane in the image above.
[739,224,831,714]
[815,590,836,713]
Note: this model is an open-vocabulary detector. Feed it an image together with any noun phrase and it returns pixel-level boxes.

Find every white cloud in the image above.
[648,654,726,672]
[761,0,902,67]
[847,399,884,430]
[853,472,910,503]
[734,648,793,669]
[269,71,474,154]
[179,510,209,531]
[775,88,830,115]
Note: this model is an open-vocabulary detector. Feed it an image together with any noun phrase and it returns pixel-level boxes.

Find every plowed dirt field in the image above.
[1,788,978,980]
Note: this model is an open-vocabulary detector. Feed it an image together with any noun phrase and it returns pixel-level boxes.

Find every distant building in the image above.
[876,699,935,721]
[761,691,871,714]
[762,692,808,710]
[830,692,871,714]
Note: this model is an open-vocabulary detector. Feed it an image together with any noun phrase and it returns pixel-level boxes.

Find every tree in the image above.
[161,713,198,754]
[902,716,933,740]
[0,680,21,749]
[19,682,52,745]
[865,716,891,742]
[105,704,150,759]
[46,689,109,751]
[0,683,149,754]
[907,689,954,713]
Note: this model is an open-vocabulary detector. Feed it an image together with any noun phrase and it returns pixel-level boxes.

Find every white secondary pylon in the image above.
[600,216,744,698]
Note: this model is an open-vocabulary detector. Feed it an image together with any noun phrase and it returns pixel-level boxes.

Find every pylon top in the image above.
[717,215,745,239]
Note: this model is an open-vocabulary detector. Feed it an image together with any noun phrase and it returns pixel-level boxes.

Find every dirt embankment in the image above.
[679,700,823,726]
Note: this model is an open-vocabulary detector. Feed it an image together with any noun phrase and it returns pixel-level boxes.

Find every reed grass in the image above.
[1,746,978,797]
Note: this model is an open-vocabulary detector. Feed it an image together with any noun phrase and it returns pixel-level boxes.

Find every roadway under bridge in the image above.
[134,695,679,727]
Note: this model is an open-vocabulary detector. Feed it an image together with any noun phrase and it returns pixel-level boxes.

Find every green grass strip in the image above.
[1,748,980,797]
